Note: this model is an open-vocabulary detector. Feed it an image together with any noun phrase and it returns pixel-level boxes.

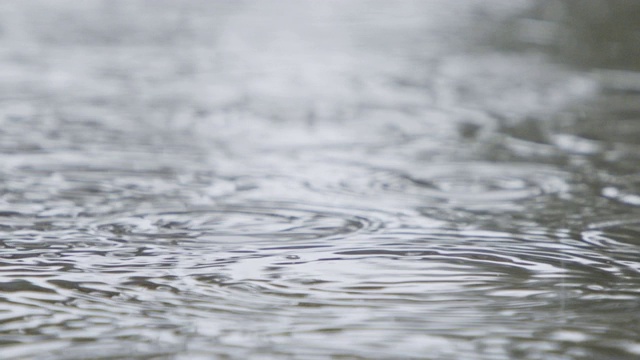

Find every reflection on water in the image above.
[1,1,640,359]
[504,0,640,70]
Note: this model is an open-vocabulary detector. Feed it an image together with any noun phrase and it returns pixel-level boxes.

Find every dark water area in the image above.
[1,1,640,359]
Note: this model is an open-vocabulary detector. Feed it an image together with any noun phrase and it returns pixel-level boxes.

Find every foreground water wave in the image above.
[1,1,640,359]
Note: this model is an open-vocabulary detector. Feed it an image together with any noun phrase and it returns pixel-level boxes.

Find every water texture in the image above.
[1,1,639,359]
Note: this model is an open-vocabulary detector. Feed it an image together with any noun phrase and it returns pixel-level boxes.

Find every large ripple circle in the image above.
[89,203,384,244]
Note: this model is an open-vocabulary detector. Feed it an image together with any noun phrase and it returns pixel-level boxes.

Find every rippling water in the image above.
[1,1,640,359]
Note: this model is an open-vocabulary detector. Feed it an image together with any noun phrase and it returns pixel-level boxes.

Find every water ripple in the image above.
[89,202,387,246]
[584,215,640,253]
[302,161,572,215]
[2,215,640,359]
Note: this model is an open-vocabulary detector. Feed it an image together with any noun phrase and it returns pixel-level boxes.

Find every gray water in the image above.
[1,1,640,359]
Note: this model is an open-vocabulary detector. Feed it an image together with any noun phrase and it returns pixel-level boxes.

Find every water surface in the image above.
[1,1,640,359]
